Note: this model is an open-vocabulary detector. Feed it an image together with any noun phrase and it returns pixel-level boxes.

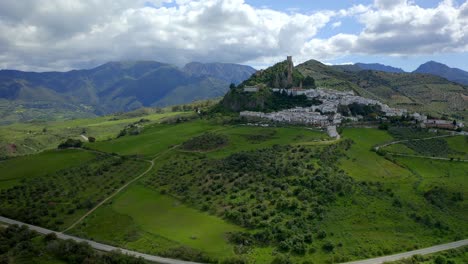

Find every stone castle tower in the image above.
[287,56,294,86]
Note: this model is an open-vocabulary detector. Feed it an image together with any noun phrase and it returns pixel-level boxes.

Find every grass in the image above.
[0,149,95,190]
[327,128,468,262]
[0,111,186,157]
[88,120,215,157]
[71,184,243,260]
[0,153,149,230]
[340,128,414,181]
[89,120,328,158]
[380,135,467,160]
[445,136,468,159]
[382,143,416,155]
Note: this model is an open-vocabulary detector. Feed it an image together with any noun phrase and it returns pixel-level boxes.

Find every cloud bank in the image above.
[0,0,466,71]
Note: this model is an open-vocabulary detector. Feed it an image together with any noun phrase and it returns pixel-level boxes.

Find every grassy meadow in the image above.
[0,111,186,158]
[0,149,95,190]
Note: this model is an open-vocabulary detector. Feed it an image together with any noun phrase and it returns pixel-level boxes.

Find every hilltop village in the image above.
[239,57,464,138]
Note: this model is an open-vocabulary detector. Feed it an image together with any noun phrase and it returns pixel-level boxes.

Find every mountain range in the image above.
[1,58,467,124]
[0,61,256,123]
[350,61,468,86]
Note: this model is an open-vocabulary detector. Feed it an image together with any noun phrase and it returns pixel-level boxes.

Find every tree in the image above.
[322,241,334,252]
[58,139,83,149]
[229,83,237,90]
[435,255,447,264]
[303,76,316,88]
[88,137,96,143]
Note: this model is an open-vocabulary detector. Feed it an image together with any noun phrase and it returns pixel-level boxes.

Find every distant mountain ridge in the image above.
[354,63,406,73]
[413,61,468,85]
[0,61,256,123]
[183,62,256,85]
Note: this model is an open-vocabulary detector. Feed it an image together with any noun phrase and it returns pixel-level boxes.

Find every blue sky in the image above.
[243,0,468,71]
[0,0,467,72]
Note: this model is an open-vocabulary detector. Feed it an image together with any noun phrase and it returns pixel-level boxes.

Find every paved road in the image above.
[2,217,467,264]
[0,216,202,264]
[388,153,468,162]
[342,239,468,264]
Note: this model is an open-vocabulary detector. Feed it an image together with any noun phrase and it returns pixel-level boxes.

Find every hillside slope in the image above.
[297,60,468,119]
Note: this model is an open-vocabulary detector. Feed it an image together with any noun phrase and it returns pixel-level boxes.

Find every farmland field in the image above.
[0,111,187,158]
[0,151,149,230]
[0,149,95,190]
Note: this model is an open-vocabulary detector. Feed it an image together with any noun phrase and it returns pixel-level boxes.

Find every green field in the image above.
[380,135,468,160]
[71,184,242,261]
[0,149,95,189]
[0,111,186,157]
[89,121,328,158]
[0,151,149,230]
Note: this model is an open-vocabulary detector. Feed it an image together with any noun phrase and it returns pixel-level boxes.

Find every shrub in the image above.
[181,133,228,151]
[58,139,83,149]
[322,241,334,252]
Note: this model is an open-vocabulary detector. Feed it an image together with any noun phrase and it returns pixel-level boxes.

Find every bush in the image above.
[181,133,228,151]
[58,139,82,149]
[322,241,334,252]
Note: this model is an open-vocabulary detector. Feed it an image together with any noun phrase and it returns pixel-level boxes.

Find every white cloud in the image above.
[303,0,468,60]
[332,21,342,28]
[0,0,466,71]
[0,0,333,71]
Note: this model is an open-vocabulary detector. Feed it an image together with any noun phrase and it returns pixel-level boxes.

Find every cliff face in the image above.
[240,57,306,89]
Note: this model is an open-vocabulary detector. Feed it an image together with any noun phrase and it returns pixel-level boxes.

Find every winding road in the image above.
[1,215,467,264]
[0,216,201,264]
[342,239,468,264]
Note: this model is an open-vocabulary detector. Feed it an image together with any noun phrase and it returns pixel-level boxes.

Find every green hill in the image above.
[218,58,317,112]
[297,60,468,119]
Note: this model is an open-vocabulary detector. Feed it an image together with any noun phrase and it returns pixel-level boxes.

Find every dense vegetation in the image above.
[181,133,229,151]
[404,138,459,157]
[338,102,382,118]
[219,88,319,112]
[0,154,147,230]
[0,225,146,263]
[58,138,83,149]
[146,140,407,258]
[388,127,445,139]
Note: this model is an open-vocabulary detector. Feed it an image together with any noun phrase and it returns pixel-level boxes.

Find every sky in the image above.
[0,0,467,72]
